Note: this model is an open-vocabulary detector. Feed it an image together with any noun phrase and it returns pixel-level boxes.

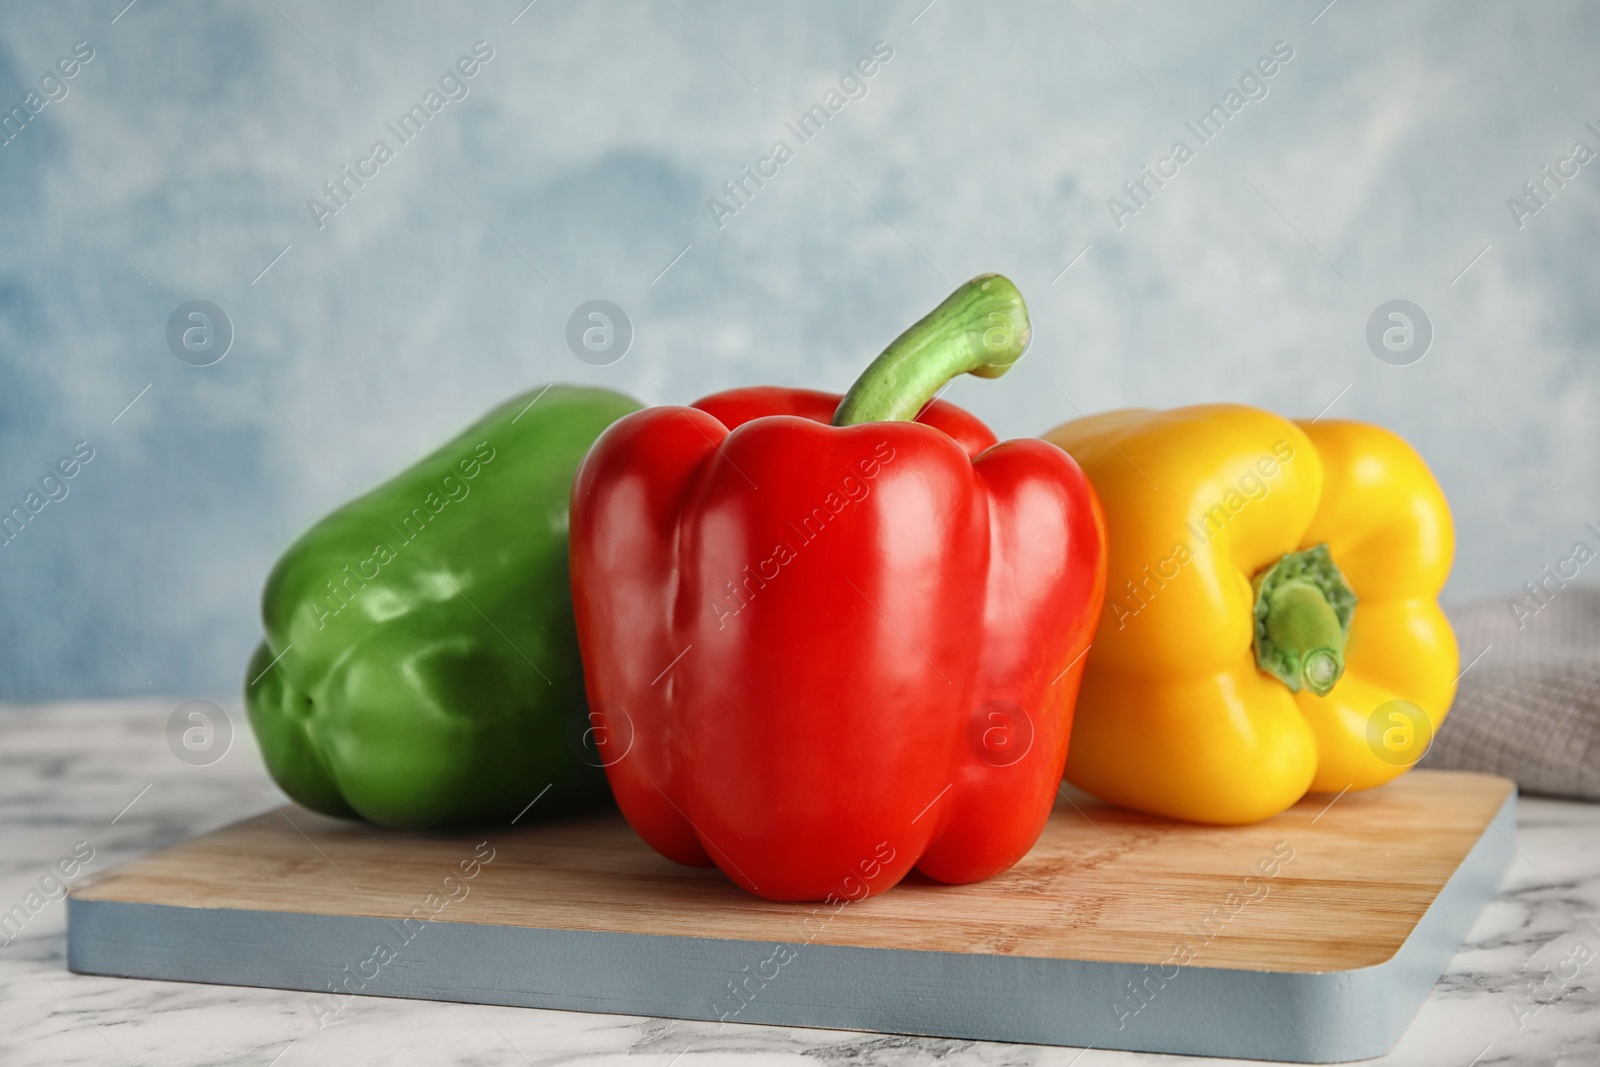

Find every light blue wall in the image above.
[1,1,1595,700]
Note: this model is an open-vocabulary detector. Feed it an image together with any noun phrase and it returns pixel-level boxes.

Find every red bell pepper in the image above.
[570,276,1106,902]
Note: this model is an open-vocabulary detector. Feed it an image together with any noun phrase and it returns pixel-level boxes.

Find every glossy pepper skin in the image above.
[570,277,1107,902]
[1043,405,1457,824]
[246,386,642,828]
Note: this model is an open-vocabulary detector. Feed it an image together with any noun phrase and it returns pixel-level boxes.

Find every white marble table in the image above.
[3,701,1597,1067]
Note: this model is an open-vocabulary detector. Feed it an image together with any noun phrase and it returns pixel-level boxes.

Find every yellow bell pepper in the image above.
[1042,404,1457,824]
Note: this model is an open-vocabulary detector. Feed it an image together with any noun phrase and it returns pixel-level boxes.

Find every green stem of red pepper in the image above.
[833,274,1032,427]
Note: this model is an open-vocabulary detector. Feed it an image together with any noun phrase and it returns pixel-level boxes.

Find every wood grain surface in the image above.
[72,769,1514,973]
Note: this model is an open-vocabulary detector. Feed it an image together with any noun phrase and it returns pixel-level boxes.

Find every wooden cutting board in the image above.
[68,769,1515,1063]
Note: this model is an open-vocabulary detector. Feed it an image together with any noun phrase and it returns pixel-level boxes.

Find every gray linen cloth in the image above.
[1420,587,1600,800]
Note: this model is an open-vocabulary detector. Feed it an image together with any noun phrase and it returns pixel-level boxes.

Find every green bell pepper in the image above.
[244,385,641,828]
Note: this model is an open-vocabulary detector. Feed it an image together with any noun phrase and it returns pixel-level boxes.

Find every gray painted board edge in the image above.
[67,789,1515,1063]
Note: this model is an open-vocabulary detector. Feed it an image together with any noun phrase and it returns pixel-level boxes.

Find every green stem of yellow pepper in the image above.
[833,274,1031,426]
[1252,544,1357,697]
